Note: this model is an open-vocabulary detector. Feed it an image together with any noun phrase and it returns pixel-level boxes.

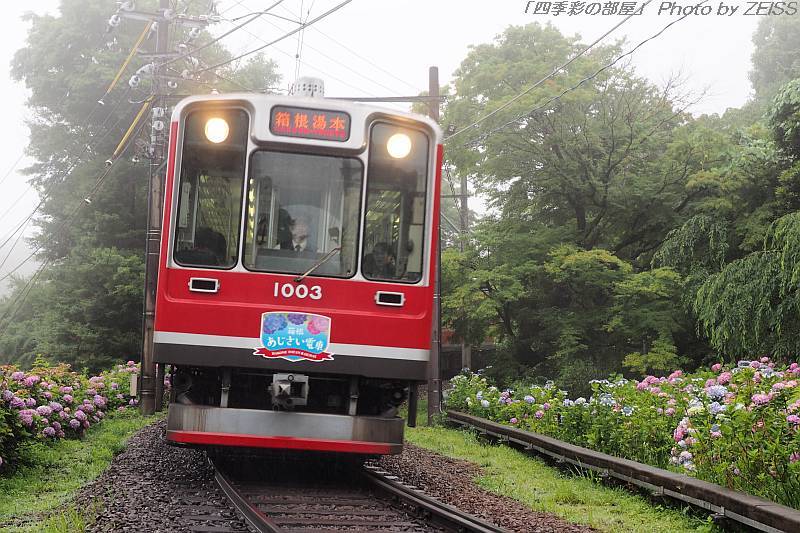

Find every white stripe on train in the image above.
[153,331,430,361]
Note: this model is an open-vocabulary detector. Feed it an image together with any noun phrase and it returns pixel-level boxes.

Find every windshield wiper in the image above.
[293,247,341,283]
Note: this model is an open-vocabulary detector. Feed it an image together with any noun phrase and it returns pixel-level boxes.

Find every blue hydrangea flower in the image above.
[262,314,288,334]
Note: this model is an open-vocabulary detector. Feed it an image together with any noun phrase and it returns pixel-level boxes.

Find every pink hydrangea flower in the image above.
[790,452,800,463]
[711,363,722,372]
[510,417,518,424]
[534,410,544,419]
[718,372,732,385]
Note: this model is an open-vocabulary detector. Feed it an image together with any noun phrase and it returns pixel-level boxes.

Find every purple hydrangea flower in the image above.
[10,396,25,409]
[480,399,490,408]
[10,371,24,381]
[2,390,13,402]
[23,375,40,388]
[534,410,544,419]
[62,394,73,404]
[42,427,56,438]
[59,386,73,394]
[18,410,34,427]
[287,313,307,325]
[752,393,773,406]
[69,419,81,430]
[24,398,36,408]
[791,452,800,463]
[74,410,87,421]
[705,385,728,400]
[36,405,52,417]
[93,395,106,408]
[788,415,800,425]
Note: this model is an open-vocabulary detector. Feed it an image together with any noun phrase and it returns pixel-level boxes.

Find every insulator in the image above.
[176,43,188,53]
[148,22,158,38]
[152,107,164,118]
[188,27,200,39]
[180,69,191,79]
[167,80,178,89]
[162,8,174,20]
[152,120,164,132]
[108,14,121,28]
[128,74,141,88]
[131,155,140,164]
[136,63,155,76]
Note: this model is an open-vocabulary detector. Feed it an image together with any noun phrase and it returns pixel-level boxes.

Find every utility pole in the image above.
[427,66,441,424]
[459,171,471,370]
[139,0,171,415]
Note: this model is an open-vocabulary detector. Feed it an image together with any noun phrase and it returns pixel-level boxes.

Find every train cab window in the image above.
[243,151,363,277]
[362,123,429,283]
[173,109,248,269]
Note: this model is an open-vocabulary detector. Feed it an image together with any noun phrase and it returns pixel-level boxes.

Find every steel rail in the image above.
[212,456,509,532]
[362,464,511,533]
[213,459,283,533]
[447,410,800,533]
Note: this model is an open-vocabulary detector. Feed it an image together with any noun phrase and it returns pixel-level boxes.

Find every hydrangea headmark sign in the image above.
[254,312,334,362]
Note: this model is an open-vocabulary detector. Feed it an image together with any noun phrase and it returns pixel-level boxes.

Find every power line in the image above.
[215,14,385,98]
[445,0,654,143]
[196,0,353,74]
[468,4,705,146]
[160,0,286,69]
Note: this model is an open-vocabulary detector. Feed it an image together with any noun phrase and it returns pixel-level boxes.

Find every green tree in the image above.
[0,0,280,367]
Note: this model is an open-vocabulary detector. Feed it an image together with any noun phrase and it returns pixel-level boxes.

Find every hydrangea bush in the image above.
[446,358,800,509]
[0,359,142,472]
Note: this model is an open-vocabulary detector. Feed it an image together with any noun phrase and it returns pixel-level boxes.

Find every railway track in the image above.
[447,410,800,533]
[210,455,510,533]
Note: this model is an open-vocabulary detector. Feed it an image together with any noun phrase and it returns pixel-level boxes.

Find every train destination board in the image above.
[270,106,351,142]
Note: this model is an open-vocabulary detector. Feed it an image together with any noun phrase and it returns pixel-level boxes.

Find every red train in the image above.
[154,81,442,454]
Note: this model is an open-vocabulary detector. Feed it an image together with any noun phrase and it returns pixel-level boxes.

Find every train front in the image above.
[153,88,442,455]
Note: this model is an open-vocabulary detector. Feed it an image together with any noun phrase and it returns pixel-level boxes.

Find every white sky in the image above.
[0,0,774,293]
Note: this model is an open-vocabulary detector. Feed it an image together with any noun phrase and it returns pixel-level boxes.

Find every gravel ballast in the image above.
[380,444,596,533]
[73,419,595,532]
[77,420,250,533]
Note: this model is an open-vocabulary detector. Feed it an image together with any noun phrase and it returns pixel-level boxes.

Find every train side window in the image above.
[363,124,429,283]
[173,109,248,269]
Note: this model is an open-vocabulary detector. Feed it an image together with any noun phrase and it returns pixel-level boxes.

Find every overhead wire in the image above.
[445,0,655,143]
[0,114,150,329]
[215,13,384,98]
[160,0,286,69]
[466,2,707,146]
[195,0,353,74]
[0,22,156,274]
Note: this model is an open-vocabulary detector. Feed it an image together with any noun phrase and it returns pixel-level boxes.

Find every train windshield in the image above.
[243,151,363,277]
[362,123,429,283]
[173,109,249,269]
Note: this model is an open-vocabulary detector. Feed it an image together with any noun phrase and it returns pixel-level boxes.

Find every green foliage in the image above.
[0,0,280,369]
[750,15,800,102]
[694,212,800,358]
[768,78,800,158]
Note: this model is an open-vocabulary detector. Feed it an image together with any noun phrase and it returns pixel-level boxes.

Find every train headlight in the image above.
[386,132,411,159]
[204,117,229,143]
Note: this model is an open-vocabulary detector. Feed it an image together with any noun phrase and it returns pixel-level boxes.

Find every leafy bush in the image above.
[0,358,143,472]
[447,359,800,508]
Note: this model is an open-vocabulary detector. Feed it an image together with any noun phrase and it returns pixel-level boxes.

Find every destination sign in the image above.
[270,106,351,142]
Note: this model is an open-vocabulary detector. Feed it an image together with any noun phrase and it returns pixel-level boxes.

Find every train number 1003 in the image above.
[273,282,322,300]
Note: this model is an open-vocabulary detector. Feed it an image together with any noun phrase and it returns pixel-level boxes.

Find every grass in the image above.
[0,409,161,532]
[405,401,717,533]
